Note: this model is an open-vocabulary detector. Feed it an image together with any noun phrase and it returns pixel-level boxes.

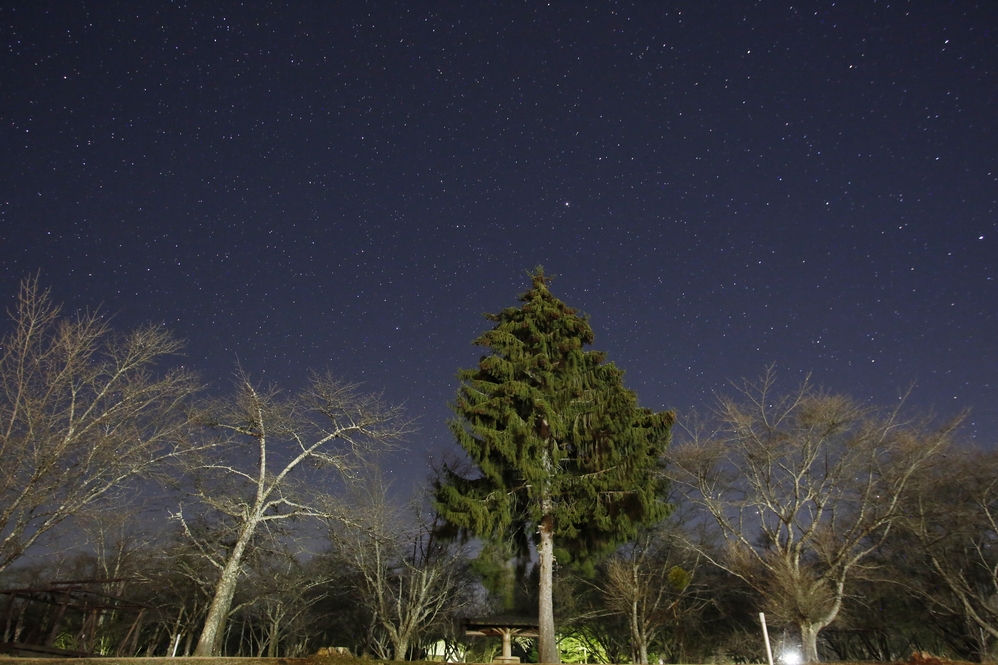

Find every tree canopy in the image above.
[667,369,959,663]
[434,267,673,662]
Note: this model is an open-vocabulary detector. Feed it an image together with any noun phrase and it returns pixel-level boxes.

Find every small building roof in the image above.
[464,616,540,637]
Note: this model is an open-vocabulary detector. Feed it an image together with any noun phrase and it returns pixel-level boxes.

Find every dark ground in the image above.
[0,653,977,665]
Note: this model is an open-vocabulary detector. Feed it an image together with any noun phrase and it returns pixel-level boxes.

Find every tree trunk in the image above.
[799,579,845,663]
[193,523,255,656]
[629,595,649,665]
[800,622,820,664]
[629,600,639,664]
[393,637,409,662]
[538,512,559,663]
[267,616,279,658]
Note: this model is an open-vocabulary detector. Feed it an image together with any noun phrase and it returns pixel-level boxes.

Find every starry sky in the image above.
[2,2,996,489]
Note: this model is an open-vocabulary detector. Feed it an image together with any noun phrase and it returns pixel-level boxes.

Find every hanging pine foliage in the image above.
[434,267,673,663]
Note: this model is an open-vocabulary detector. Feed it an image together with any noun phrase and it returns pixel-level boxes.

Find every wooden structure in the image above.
[465,616,539,664]
[0,579,153,658]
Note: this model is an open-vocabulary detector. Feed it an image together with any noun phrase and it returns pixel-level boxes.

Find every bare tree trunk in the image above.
[801,622,820,664]
[631,598,648,665]
[538,510,559,663]
[799,594,841,664]
[181,375,405,658]
[393,637,409,661]
[193,525,254,656]
[267,614,280,658]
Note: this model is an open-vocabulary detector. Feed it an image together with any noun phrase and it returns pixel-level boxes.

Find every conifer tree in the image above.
[434,268,673,663]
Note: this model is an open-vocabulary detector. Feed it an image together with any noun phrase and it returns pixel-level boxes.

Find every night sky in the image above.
[2,2,996,490]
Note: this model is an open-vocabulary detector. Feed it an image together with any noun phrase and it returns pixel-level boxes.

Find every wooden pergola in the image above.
[465,616,539,664]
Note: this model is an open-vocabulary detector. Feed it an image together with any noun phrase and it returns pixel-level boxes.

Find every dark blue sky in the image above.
[2,2,995,488]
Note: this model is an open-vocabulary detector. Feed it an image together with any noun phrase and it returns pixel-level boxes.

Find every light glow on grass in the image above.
[781,649,803,665]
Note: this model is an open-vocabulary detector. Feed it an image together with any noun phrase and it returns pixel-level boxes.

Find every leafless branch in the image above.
[666,368,960,662]
[0,276,199,574]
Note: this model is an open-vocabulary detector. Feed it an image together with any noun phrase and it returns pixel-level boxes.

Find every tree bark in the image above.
[193,523,255,656]
[267,615,279,658]
[631,598,648,665]
[538,511,559,663]
[800,622,820,664]
[393,637,409,662]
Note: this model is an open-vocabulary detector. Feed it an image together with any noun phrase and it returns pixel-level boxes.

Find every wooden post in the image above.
[2,592,16,643]
[760,613,774,665]
[44,590,72,648]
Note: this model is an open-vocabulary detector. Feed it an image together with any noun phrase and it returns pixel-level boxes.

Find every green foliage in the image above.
[557,631,610,663]
[667,565,691,592]
[434,267,674,583]
[468,539,525,609]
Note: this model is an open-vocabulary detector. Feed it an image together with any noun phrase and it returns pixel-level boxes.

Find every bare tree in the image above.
[667,369,959,663]
[0,277,198,574]
[900,446,998,661]
[136,527,217,657]
[231,548,330,657]
[331,481,473,660]
[600,527,705,664]
[176,373,407,656]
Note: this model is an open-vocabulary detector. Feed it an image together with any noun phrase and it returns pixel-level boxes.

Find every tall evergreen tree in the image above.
[434,268,673,663]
